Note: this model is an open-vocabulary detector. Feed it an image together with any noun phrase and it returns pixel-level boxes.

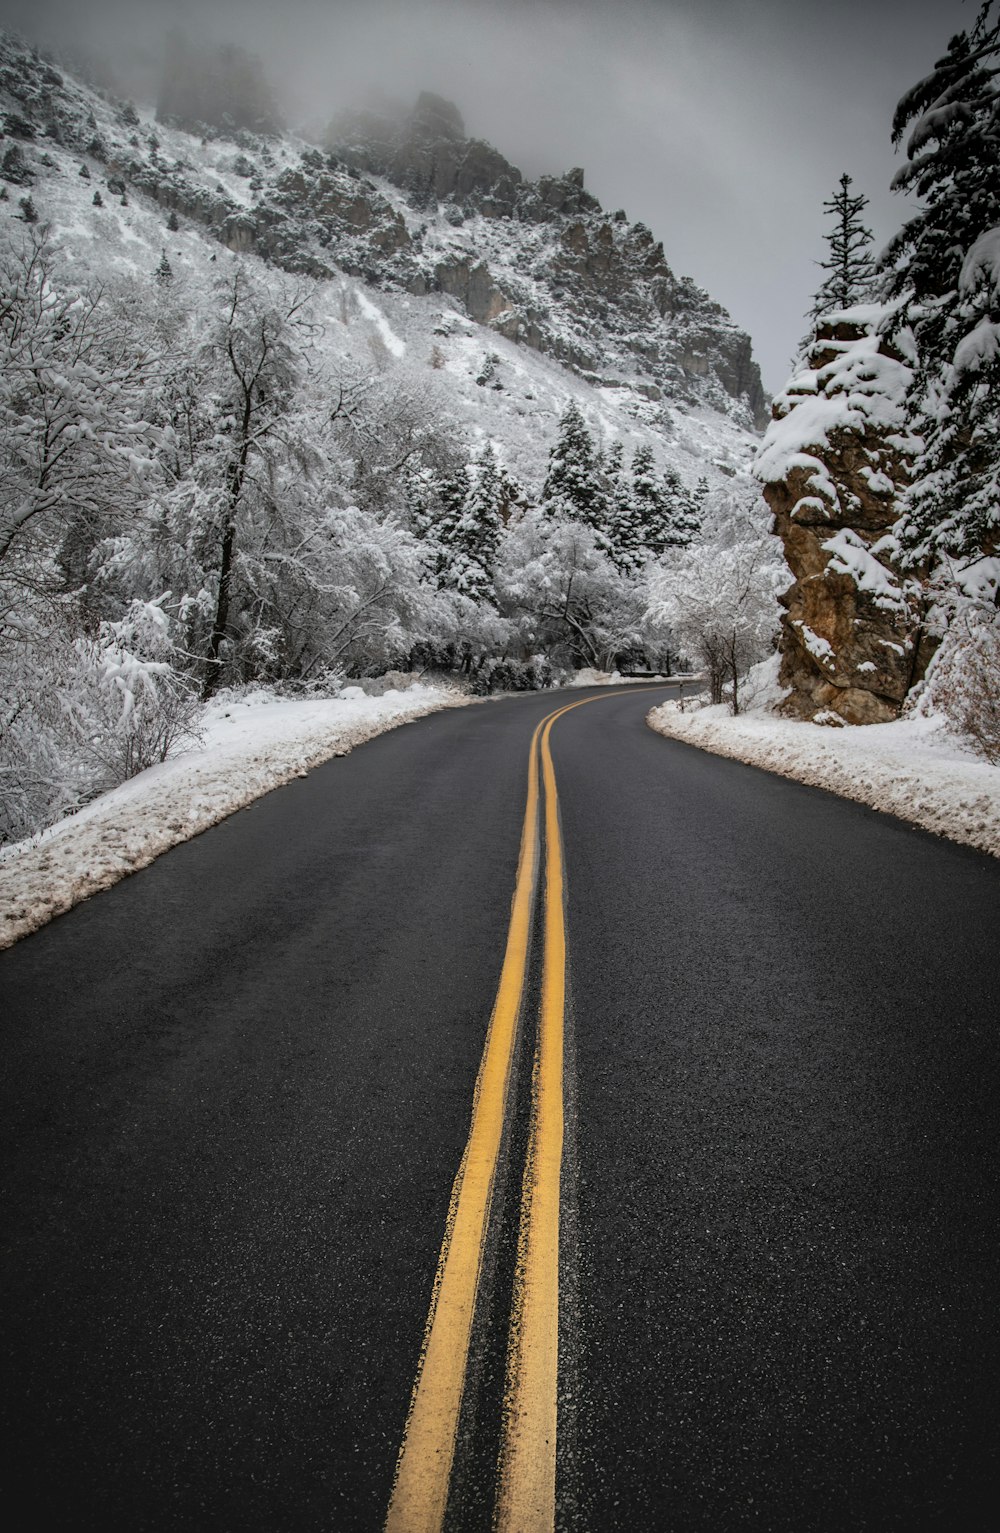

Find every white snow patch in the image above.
[754,305,915,519]
[960,226,1000,299]
[353,289,406,357]
[795,623,835,666]
[0,684,468,949]
[648,670,1000,858]
[563,668,676,688]
[821,528,909,613]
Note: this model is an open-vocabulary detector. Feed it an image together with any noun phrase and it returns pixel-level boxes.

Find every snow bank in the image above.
[0,684,468,949]
[564,668,679,688]
[648,679,1000,858]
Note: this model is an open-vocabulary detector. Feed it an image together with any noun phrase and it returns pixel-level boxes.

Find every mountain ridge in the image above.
[0,32,766,435]
[323,90,768,428]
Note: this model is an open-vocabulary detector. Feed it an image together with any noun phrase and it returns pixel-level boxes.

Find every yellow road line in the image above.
[384,717,546,1533]
[495,703,572,1533]
[386,688,669,1533]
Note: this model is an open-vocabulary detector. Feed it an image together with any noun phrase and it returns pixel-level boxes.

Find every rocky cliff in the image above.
[325,93,768,429]
[755,311,931,724]
[0,34,766,441]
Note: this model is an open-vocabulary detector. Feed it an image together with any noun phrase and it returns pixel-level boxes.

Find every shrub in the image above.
[469,655,554,695]
[926,609,1000,763]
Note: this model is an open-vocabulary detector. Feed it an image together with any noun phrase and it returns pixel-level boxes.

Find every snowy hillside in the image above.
[0,33,759,488]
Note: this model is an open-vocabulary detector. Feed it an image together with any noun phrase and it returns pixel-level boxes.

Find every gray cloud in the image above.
[0,0,976,392]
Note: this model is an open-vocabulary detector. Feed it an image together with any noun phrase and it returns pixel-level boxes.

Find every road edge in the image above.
[0,695,472,951]
[646,706,1000,860]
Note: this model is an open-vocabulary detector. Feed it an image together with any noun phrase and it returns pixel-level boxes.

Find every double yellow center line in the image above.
[383,699,598,1533]
[384,693,646,1532]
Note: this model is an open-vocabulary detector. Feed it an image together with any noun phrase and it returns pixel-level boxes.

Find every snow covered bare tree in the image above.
[0,229,160,585]
[200,268,312,695]
[499,508,643,671]
[646,485,783,712]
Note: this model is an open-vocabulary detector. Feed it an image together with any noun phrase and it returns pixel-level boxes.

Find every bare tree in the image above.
[200,268,311,696]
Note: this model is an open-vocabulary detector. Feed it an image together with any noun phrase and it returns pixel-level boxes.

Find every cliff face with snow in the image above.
[0,33,762,490]
[325,93,768,429]
[0,33,765,429]
[755,310,932,725]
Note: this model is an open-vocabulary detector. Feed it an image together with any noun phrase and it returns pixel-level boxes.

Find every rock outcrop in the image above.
[755,311,931,724]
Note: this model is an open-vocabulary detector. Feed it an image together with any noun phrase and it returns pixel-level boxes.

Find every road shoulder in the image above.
[647,697,1000,858]
[0,684,471,950]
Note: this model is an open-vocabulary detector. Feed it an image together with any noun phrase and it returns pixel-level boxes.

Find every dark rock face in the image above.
[327,94,768,428]
[756,317,930,724]
[331,97,524,216]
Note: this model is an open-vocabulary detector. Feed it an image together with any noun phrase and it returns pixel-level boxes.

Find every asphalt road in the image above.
[1,685,998,1531]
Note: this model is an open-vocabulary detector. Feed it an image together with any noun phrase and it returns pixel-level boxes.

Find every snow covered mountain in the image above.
[0,32,764,488]
[322,91,768,430]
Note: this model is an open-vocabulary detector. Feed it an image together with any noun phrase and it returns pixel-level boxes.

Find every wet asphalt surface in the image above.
[1,685,998,1531]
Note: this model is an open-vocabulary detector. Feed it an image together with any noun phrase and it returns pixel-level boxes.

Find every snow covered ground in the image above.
[0,683,469,950]
[648,662,1000,858]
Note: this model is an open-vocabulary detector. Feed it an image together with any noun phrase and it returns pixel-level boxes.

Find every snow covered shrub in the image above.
[0,598,200,844]
[916,603,1000,763]
[0,608,88,842]
[78,600,203,786]
[469,655,553,695]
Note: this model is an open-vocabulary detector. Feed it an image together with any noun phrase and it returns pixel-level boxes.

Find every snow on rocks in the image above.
[647,661,1000,858]
[755,308,927,725]
[0,684,468,950]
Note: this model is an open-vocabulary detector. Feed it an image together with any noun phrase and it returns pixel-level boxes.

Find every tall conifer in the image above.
[808,173,875,321]
[883,1,1000,568]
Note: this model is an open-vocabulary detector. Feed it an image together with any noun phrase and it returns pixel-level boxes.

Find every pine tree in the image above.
[456,443,503,599]
[630,445,673,555]
[662,468,701,547]
[428,446,505,603]
[541,402,610,547]
[155,249,173,285]
[78,162,90,180]
[428,465,470,584]
[601,439,642,570]
[2,144,31,186]
[808,173,875,322]
[883,2,1000,569]
[167,209,180,232]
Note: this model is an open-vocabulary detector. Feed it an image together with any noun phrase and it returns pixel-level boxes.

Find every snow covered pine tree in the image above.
[879,0,1000,757]
[882,0,1000,579]
[540,401,611,550]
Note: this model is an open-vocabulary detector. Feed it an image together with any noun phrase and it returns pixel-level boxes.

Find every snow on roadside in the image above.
[564,668,683,688]
[0,684,469,950]
[648,670,1000,858]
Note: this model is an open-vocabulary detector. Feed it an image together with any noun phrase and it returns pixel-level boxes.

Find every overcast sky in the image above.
[0,0,978,392]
